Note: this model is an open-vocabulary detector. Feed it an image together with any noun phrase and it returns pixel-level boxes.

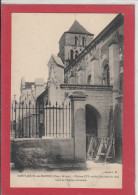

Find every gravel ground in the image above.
[10,161,122,188]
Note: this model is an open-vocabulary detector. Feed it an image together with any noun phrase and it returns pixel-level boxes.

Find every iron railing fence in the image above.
[11,101,72,139]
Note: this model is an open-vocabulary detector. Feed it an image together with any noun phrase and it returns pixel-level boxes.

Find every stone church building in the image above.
[36,13,124,163]
[16,14,123,166]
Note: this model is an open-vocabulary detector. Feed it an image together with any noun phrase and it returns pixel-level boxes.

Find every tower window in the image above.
[70,50,74,60]
[75,36,78,46]
[82,37,86,47]
[75,50,78,58]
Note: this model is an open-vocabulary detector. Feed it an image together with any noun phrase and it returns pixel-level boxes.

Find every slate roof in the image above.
[67,20,93,35]
[35,78,44,86]
[59,20,93,43]
[25,82,35,89]
[52,54,64,68]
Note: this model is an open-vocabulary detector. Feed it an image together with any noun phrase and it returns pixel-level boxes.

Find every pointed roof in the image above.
[59,20,93,43]
[67,20,93,35]
[48,54,64,68]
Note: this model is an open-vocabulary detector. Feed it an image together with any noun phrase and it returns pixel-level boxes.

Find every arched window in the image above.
[87,74,92,85]
[102,64,110,86]
[75,50,78,58]
[70,50,74,60]
[75,36,78,46]
[82,37,86,47]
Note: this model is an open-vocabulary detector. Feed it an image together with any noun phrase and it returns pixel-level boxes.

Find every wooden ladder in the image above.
[95,138,107,162]
[104,138,115,162]
[87,136,94,159]
[95,137,115,162]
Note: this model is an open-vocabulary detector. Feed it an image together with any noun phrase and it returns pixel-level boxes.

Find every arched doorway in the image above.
[86,104,100,159]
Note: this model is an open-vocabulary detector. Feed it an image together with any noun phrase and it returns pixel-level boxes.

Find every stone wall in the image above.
[11,138,74,169]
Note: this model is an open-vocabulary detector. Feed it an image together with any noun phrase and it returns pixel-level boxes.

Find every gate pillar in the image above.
[69,91,87,167]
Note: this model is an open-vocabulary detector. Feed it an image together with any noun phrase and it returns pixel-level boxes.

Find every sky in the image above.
[11,13,118,101]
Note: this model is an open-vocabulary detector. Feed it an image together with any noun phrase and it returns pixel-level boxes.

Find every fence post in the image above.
[26,104,28,137]
[49,101,51,137]
[53,104,54,137]
[11,103,13,137]
[45,103,47,136]
[66,105,67,137]
[15,101,17,138]
[29,101,31,138]
[56,102,57,138]
[32,104,34,137]
[19,102,21,137]
[69,101,71,138]
[38,103,41,138]
[62,102,64,137]
[36,102,38,138]
[43,102,45,137]
[59,105,61,137]
[22,101,24,138]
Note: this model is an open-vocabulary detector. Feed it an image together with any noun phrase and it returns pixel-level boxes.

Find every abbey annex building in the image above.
[11,14,124,168]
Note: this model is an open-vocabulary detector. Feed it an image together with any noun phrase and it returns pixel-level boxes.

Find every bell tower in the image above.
[58,20,94,67]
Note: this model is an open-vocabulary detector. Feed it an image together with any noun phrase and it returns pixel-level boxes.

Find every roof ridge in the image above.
[67,20,93,35]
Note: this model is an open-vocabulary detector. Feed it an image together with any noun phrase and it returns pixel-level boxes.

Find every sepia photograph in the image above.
[10,12,124,188]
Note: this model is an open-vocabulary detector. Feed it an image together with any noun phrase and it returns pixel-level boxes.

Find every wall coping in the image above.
[60,84,113,91]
